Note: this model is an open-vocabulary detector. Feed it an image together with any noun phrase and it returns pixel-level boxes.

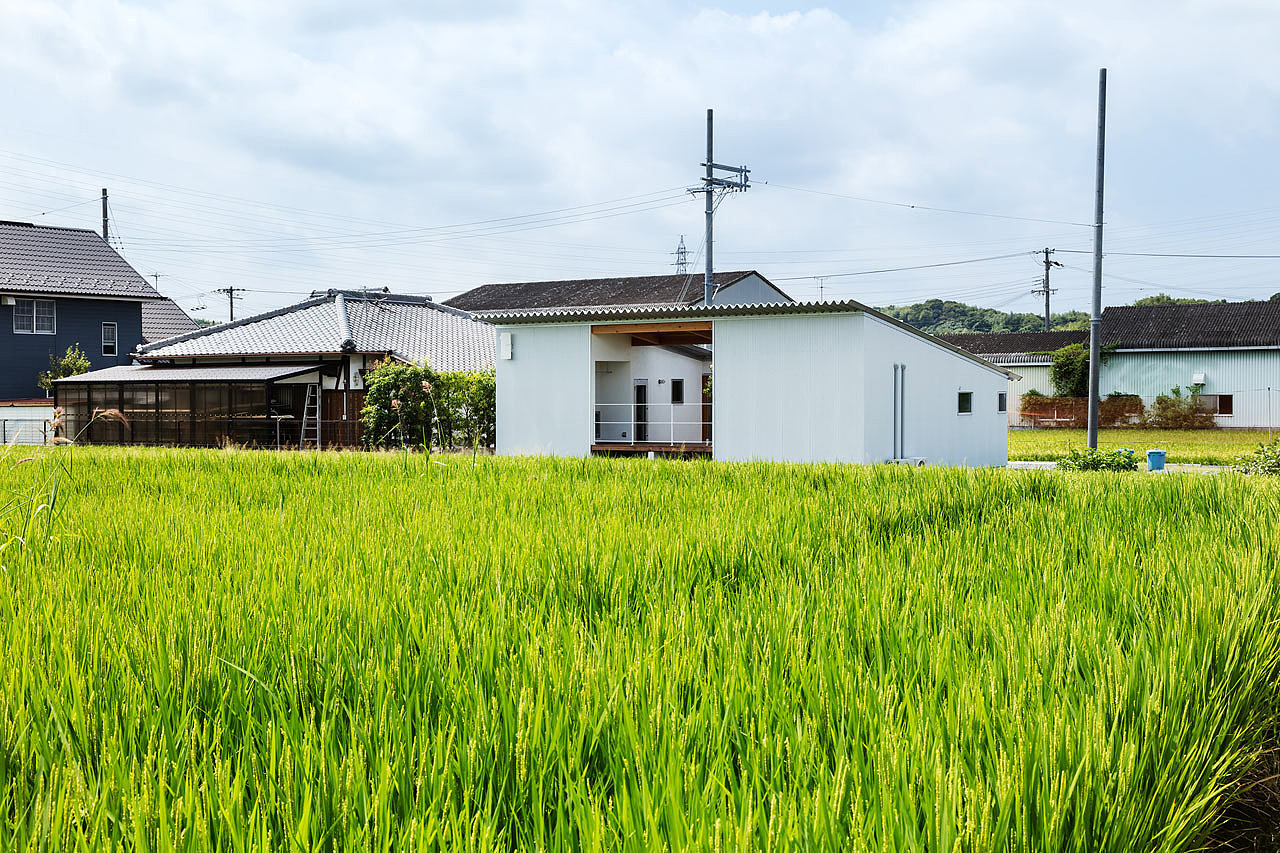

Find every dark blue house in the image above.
[0,220,165,400]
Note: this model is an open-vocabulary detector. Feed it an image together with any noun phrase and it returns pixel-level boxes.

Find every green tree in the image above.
[1132,293,1219,306]
[37,344,91,392]
[1049,344,1090,398]
[878,300,1092,334]
[1270,292,1280,302]
[360,360,496,450]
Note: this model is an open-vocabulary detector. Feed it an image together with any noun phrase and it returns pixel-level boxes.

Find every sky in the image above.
[1,0,1278,321]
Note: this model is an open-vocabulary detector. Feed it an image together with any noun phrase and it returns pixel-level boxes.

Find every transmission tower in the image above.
[674,235,689,274]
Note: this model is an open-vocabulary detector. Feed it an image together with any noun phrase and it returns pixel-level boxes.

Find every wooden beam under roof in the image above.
[591,321,712,335]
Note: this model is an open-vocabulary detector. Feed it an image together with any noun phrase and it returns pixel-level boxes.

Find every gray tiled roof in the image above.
[141,298,202,343]
[445,271,759,311]
[54,363,324,383]
[937,330,1088,356]
[139,291,495,371]
[1100,301,1280,349]
[0,220,162,299]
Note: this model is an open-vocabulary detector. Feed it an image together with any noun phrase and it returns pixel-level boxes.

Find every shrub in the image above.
[1023,388,1044,398]
[361,360,496,450]
[1056,447,1139,472]
[37,344,91,391]
[1236,439,1280,475]
[1144,386,1216,429]
[1050,344,1090,398]
[1100,393,1145,427]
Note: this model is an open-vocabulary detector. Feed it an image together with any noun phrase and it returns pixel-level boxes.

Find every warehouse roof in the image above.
[446,270,787,311]
[139,290,495,371]
[938,330,1088,356]
[142,298,202,343]
[1100,301,1280,349]
[54,363,324,384]
[0,220,163,300]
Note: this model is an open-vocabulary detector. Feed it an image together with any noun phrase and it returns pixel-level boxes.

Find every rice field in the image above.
[3,446,1280,851]
[1008,428,1276,466]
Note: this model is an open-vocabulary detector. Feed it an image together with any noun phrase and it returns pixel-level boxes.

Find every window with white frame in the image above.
[997,392,1007,413]
[957,391,973,414]
[671,378,684,405]
[13,298,56,334]
[102,322,117,357]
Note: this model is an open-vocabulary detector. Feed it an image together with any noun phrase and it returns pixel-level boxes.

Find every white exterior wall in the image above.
[860,315,1008,466]
[1101,349,1280,429]
[712,314,865,462]
[628,347,709,443]
[497,323,592,456]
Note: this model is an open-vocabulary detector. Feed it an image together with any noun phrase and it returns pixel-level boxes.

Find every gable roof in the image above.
[1100,301,1280,349]
[937,330,1088,358]
[142,298,202,343]
[0,220,162,300]
[445,270,775,312]
[139,290,495,371]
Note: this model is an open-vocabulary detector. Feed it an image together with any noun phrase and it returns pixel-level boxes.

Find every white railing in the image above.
[593,401,710,446]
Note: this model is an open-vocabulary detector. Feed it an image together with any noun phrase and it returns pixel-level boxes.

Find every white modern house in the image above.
[480,300,1014,466]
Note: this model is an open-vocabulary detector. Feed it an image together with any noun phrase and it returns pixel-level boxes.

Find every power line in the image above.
[1058,249,1280,259]
[760,181,1092,227]
[773,252,1032,282]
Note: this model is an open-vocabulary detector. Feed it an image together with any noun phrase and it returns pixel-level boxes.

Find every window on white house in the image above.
[102,322,117,357]
[14,299,55,334]
[958,391,973,414]
[671,378,684,405]
[997,392,1007,413]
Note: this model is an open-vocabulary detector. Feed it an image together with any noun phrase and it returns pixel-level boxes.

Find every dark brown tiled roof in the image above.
[0,220,162,299]
[937,330,1088,355]
[1100,301,1280,349]
[445,271,759,311]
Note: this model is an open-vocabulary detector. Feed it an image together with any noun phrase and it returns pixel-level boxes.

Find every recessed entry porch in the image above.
[590,321,712,456]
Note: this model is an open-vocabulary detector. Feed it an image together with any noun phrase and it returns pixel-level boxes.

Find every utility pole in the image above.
[101,188,109,243]
[674,235,689,274]
[1031,248,1062,331]
[215,286,244,321]
[151,273,162,290]
[1087,68,1108,449]
[690,109,750,305]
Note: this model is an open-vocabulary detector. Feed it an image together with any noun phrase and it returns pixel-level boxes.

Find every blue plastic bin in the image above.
[1146,449,1166,471]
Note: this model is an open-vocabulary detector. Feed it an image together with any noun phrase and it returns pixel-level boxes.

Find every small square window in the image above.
[958,391,973,414]
[102,322,118,357]
[671,378,684,405]
[997,392,1007,413]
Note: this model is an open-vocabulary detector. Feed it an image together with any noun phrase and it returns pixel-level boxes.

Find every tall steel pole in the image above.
[704,109,714,306]
[1087,69,1107,449]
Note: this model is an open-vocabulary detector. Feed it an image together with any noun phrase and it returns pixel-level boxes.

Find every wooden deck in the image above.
[591,442,713,457]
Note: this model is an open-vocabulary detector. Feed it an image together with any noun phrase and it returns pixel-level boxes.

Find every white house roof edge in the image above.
[480,299,1017,378]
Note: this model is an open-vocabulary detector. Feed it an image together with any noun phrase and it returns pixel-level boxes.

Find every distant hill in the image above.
[876,299,1089,335]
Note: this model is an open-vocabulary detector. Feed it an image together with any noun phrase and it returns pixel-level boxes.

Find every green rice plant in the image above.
[1009,428,1274,466]
[1,449,1279,851]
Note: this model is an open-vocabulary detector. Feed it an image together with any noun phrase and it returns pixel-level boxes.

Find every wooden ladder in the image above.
[299,384,321,449]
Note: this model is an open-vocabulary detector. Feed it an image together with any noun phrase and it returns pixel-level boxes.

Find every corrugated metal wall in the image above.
[1102,350,1280,429]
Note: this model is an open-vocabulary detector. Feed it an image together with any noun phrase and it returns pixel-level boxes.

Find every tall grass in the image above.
[1009,428,1275,466]
[2,447,1280,851]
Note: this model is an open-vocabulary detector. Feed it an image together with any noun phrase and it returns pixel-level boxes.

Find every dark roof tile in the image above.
[1100,301,1280,349]
[0,220,162,299]
[445,271,758,311]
